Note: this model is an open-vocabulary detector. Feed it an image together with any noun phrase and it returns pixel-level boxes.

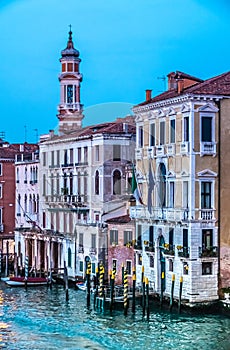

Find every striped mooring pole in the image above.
[124,268,128,316]
[25,256,29,289]
[86,268,91,307]
[99,263,104,298]
[132,267,136,313]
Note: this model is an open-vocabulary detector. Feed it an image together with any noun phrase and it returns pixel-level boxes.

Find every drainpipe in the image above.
[216,99,221,293]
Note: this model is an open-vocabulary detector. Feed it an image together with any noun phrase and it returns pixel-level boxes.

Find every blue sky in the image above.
[0,0,229,143]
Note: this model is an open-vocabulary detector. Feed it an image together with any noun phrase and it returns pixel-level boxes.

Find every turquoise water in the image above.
[0,283,229,350]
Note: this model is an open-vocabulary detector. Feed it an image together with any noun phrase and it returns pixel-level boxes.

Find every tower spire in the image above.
[57,28,84,135]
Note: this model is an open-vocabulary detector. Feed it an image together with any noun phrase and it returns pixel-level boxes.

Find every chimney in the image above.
[145,89,152,101]
[177,79,184,94]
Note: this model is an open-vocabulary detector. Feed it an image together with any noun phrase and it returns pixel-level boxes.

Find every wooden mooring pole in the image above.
[169,274,175,312]
[132,267,136,314]
[64,261,69,301]
[178,276,183,313]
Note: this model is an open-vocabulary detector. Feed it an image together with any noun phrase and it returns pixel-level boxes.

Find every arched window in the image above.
[17,194,21,215]
[113,169,121,195]
[24,167,27,183]
[68,247,72,267]
[69,172,73,195]
[16,168,19,183]
[29,194,32,214]
[95,170,99,195]
[158,163,166,207]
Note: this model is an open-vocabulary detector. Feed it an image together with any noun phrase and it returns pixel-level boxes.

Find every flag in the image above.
[131,166,144,205]
[147,161,155,213]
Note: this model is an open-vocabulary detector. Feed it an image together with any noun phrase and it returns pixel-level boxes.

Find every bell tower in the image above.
[57,26,84,134]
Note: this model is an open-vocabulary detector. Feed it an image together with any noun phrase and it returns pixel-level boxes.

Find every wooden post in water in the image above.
[99,263,104,298]
[160,271,164,307]
[25,256,29,290]
[145,277,150,321]
[142,273,146,317]
[178,276,183,313]
[49,261,53,290]
[64,261,69,301]
[169,273,175,312]
[0,250,2,280]
[110,273,115,313]
[124,268,128,316]
[93,266,99,309]
[86,268,91,307]
[132,267,136,314]
[141,265,144,306]
[121,262,124,285]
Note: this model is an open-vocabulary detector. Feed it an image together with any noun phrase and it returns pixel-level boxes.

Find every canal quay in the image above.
[0,282,230,350]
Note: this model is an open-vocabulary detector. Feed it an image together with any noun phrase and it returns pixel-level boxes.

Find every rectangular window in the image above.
[77,148,81,163]
[202,229,213,249]
[150,123,155,146]
[138,126,143,147]
[84,147,88,163]
[95,145,100,162]
[170,119,175,143]
[169,182,175,208]
[201,182,212,209]
[56,150,60,166]
[51,151,54,166]
[201,117,212,142]
[202,262,212,275]
[137,224,142,247]
[110,229,118,245]
[126,260,132,275]
[169,259,173,272]
[0,184,2,198]
[124,230,133,245]
[169,228,174,250]
[0,163,2,176]
[0,208,2,224]
[150,255,154,268]
[184,116,189,142]
[79,233,84,247]
[113,145,121,161]
[149,225,154,246]
[42,152,46,166]
[70,148,74,164]
[91,234,96,249]
[160,121,165,145]
[183,229,188,248]
[79,261,84,272]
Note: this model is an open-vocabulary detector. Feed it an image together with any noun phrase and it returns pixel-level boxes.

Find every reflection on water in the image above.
[0,283,229,350]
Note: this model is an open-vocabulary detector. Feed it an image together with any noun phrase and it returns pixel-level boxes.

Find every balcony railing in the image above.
[156,145,165,157]
[78,246,84,253]
[177,246,190,258]
[147,146,155,159]
[180,141,189,154]
[199,246,218,258]
[89,247,97,255]
[135,148,143,160]
[164,244,175,256]
[200,142,216,156]
[199,209,215,221]
[166,144,175,156]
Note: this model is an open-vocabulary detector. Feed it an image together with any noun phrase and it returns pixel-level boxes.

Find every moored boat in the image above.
[5,276,48,287]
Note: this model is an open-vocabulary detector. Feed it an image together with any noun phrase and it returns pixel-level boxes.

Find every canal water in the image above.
[0,283,229,350]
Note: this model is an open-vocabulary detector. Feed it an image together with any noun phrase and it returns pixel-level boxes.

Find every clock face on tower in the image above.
[67,85,73,103]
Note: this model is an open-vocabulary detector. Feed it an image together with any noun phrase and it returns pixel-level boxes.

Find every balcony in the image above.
[166,144,175,156]
[199,246,218,258]
[156,145,165,157]
[200,142,216,156]
[180,141,189,154]
[135,148,143,160]
[130,206,149,220]
[199,209,215,221]
[75,162,88,167]
[145,241,155,253]
[147,146,155,159]
[89,247,97,255]
[177,246,190,258]
[78,246,84,253]
[164,244,175,256]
